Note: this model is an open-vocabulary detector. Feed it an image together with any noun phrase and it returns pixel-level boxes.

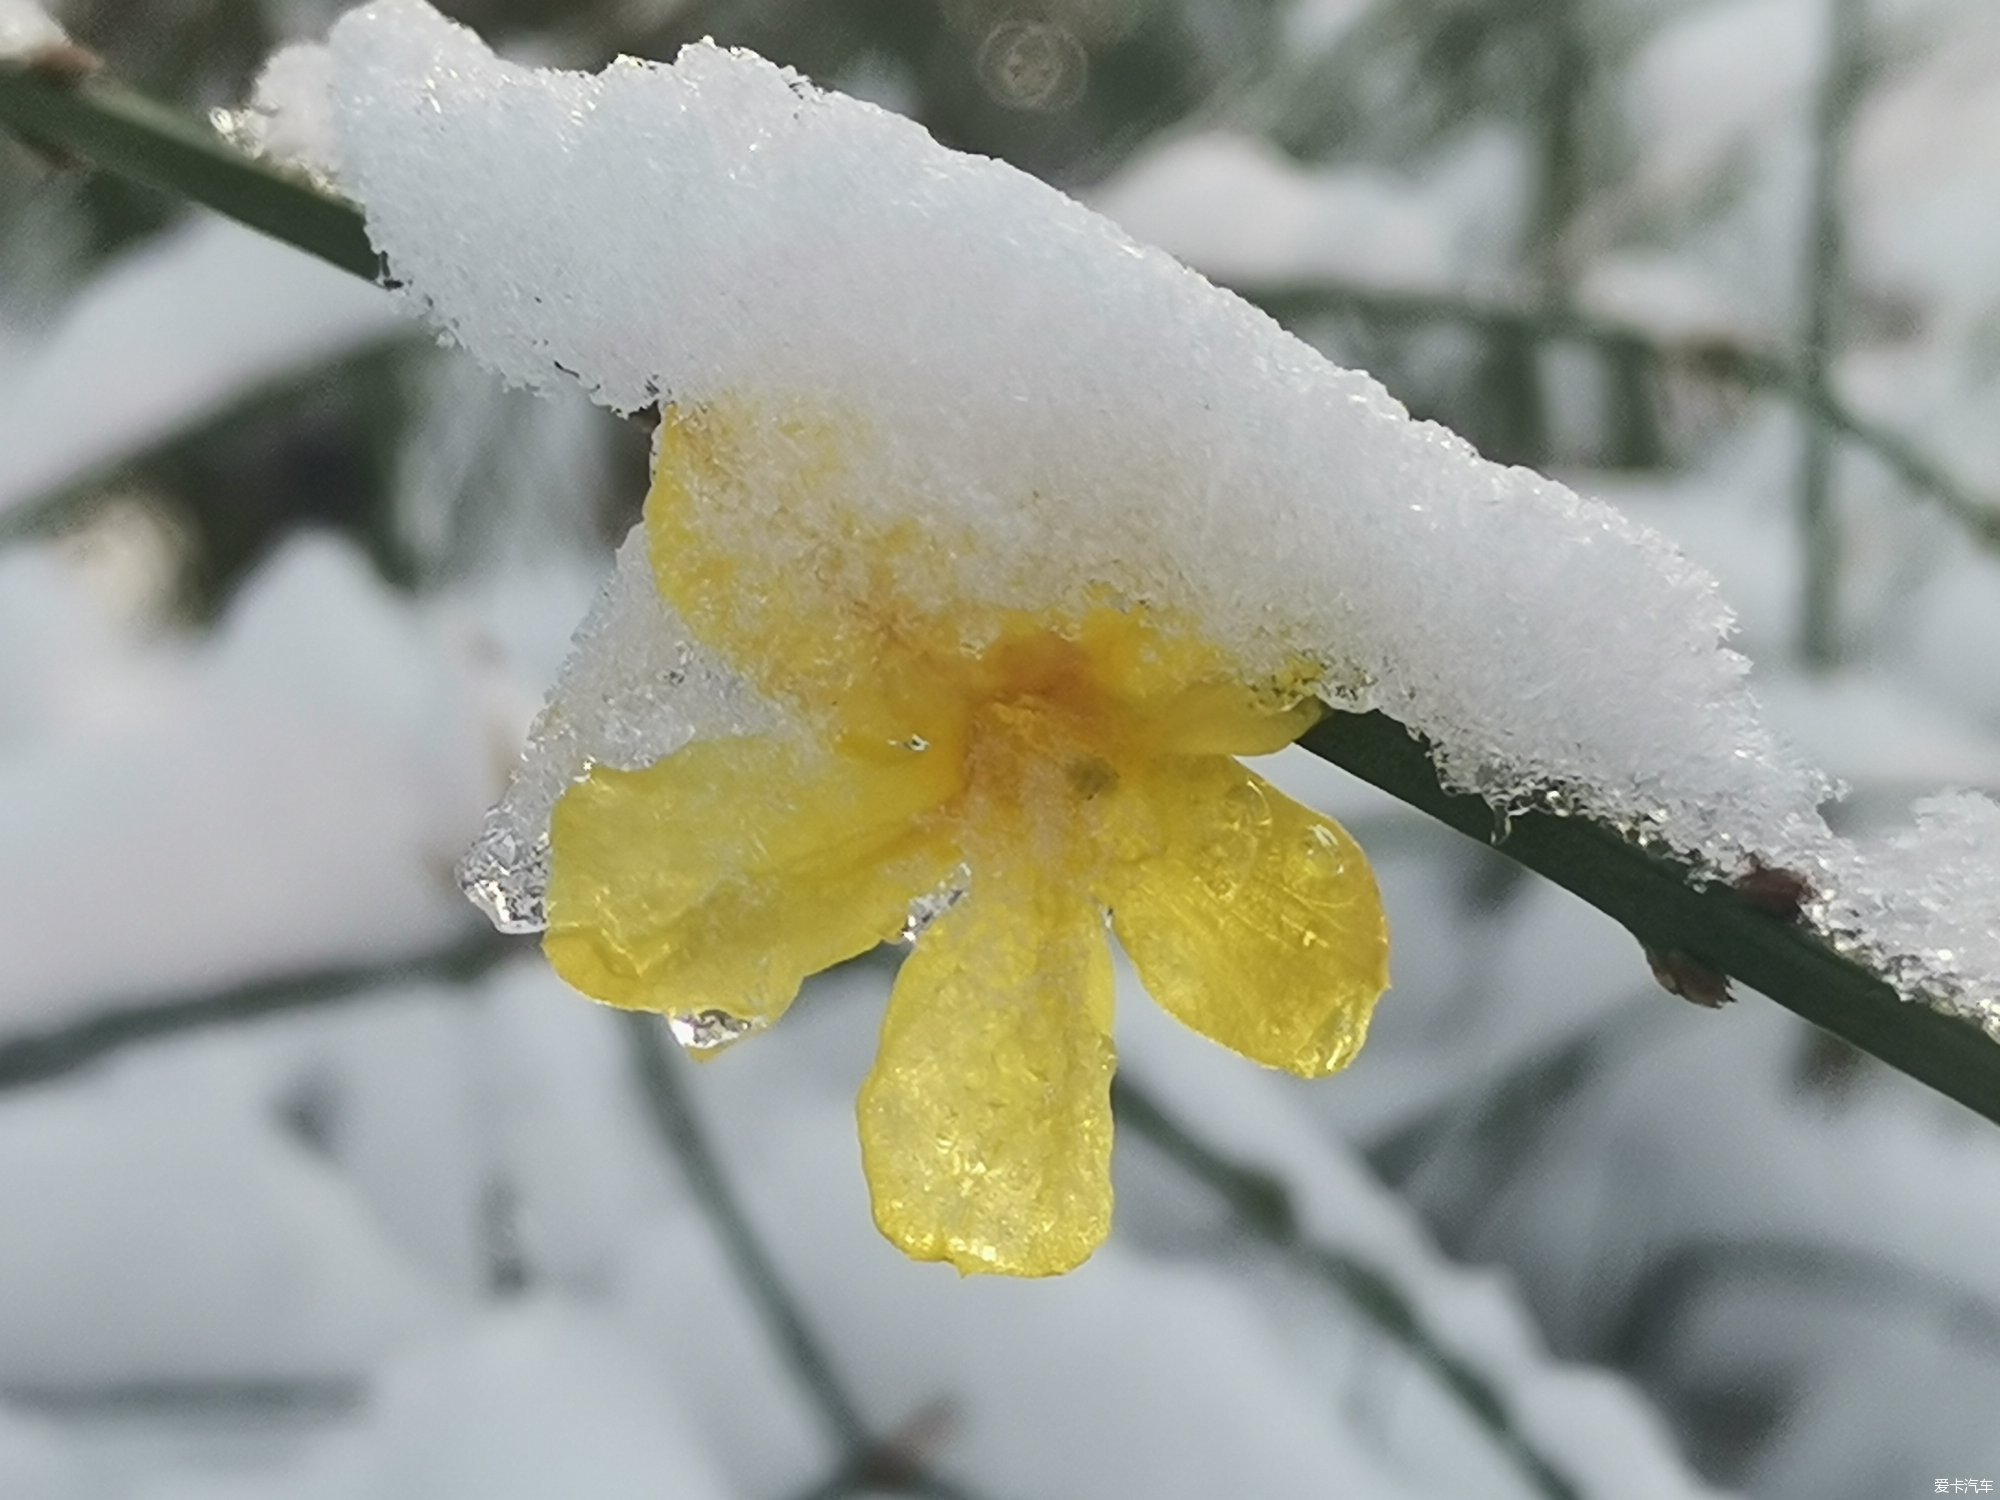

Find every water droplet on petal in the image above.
[458,824,550,933]
[667,1009,764,1052]
[903,864,973,941]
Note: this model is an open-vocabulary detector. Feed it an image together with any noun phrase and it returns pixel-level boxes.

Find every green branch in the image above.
[1245,280,2000,548]
[4,66,1999,1130]
[0,932,517,1092]
[1302,713,2000,1127]
[0,61,376,279]
[1114,1075,1583,1500]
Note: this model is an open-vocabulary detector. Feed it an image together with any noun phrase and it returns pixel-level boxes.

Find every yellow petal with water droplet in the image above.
[545,733,961,1027]
[1101,755,1388,1077]
[858,864,1115,1276]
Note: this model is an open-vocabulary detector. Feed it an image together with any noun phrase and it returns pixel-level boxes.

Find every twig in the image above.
[0,61,376,279]
[1112,1075,1583,1500]
[0,1378,361,1417]
[619,1015,1011,1500]
[1298,712,2000,1127]
[0,931,518,1093]
[1244,279,2000,547]
[617,1012,871,1452]
[1606,1234,2000,1370]
[1795,0,1868,667]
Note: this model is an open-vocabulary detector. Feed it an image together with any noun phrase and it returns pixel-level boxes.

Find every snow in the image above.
[0,535,493,1023]
[456,528,776,933]
[324,0,1835,880]
[320,0,1843,967]
[214,43,342,184]
[0,219,402,524]
[145,1304,738,1500]
[312,0,2000,1034]
[0,1049,449,1387]
[0,0,64,59]
[1819,793,2000,1037]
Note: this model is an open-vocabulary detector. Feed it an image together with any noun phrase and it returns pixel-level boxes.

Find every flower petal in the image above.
[1102,755,1388,1077]
[857,865,1116,1276]
[646,402,975,750]
[545,733,959,1029]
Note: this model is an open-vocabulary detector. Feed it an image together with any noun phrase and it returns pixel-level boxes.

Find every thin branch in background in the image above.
[0,1377,362,1418]
[1111,1075,1583,1500]
[618,1015,998,1500]
[1796,0,1868,669]
[1606,1236,2000,1372]
[1243,279,2000,548]
[0,931,519,1093]
[617,1011,871,1453]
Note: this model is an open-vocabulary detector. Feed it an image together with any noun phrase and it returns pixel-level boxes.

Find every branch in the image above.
[1301,713,2000,1128]
[1793,0,1868,666]
[0,932,518,1092]
[0,60,376,279]
[618,1012,871,1452]
[1243,280,2000,549]
[1112,1075,1583,1500]
[4,70,1998,1130]
[621,1015,999,1500]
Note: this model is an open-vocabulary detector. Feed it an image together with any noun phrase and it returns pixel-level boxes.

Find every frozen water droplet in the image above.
[667,1009,764,1052]
[903,865,971,941]
[457,822,550,933]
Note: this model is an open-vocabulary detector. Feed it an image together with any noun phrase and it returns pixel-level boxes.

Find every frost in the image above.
[317,0,2000,1029]
[0,0,65,60]
[455,527,775,933]
[1814,794,2000,1040]
[211,43,341,186]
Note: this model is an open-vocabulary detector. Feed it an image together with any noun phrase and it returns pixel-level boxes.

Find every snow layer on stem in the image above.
[313,0,1999,1033]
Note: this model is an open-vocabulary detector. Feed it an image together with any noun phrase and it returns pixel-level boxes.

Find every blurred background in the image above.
[4,0,2000,1496]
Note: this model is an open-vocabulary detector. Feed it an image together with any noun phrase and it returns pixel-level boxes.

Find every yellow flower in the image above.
[543,401,1391,1276]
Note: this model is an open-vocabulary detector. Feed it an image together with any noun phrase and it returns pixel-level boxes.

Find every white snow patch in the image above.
[137,1303,734,1500]
[1818,792,2000,1039]
[455,527,776,932]
[0,218,400,522]
[0,535,489,1025]
[0,1062,447,1386]
[0,0,64,58]
[324,1,1828,866]
[215,43,343,184]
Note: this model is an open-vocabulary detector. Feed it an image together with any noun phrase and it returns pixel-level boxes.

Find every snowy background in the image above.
[4,0,2000,1496]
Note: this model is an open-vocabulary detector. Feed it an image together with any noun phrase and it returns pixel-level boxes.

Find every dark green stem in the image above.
[0,61,377,278]
[1299,712,2000,1127]
[0,932,516,1092]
